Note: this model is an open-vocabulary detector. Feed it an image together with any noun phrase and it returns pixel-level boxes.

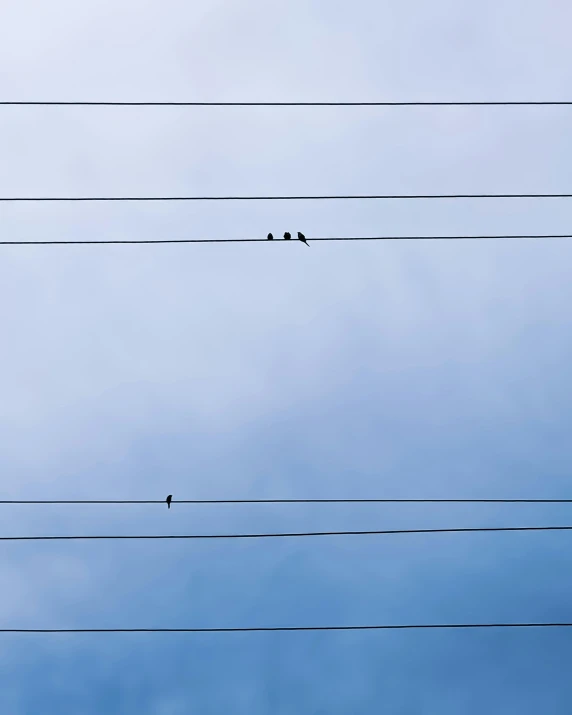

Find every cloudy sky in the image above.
[1,0,572,712]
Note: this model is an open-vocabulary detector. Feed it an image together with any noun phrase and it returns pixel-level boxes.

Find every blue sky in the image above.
[1,0,572,712]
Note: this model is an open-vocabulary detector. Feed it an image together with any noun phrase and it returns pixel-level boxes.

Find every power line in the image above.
[2,498,572,504]
[1,193,572,203]
[2,100,572,107]
[1,234,572,246]
[1,622,571,633]
[2,525,572,541]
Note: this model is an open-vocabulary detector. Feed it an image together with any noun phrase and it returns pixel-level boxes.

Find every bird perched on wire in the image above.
[166,495,172,509]
[297,232,309,247]
[284,232,291,240]
[267,233,273,240]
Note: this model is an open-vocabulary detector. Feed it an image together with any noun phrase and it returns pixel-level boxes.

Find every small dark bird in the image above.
[267,233,273,240]
[166,494,172,509]
[297,232,309,247]
[284,232,291,240]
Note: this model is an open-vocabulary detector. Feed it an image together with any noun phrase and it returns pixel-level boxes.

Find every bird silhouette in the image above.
[284,232,291,240]
[297,232,309,247]
[267,233,273,240]
[166,494,172,509]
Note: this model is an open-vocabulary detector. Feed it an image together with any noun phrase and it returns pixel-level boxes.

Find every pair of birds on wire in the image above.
[267,231,309,246]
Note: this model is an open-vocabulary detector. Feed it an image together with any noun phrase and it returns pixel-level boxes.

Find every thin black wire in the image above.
[1,193,572,203]
[2,623,571,633]
[2,100,572,106]
[1,234,572,246]
[2,498,572,504]
[2,526,572,541]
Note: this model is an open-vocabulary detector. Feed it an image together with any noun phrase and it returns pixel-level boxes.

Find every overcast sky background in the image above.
[1,1,572,712]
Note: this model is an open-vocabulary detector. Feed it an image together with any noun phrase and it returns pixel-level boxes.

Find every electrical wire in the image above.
[2,525,572,541]
[1,233,572,246]
[1,193,572,202]
[2,622,571,633]
[2,498,572,504]
[2,100,572,106]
